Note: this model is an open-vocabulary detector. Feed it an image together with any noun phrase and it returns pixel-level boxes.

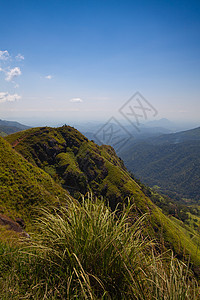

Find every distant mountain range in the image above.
[119,126,200,202]
[75,119,199,144]
[0,119,30,136]
[145,118,175,128]
[79,121,173,150]
[144,118,200,131]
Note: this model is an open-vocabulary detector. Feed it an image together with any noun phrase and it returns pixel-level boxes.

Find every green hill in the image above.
[6,126,142,209]
[119,127,200,202]
[5,126,200,272]
[0,131,7,137]
[0,136,68,231]
[150,126,200,144]
[0,119,30,135]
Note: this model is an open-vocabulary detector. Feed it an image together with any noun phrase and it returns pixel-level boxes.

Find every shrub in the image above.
[0,195,199,299]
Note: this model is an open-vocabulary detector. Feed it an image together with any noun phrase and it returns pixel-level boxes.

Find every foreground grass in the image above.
[0,195,199,299]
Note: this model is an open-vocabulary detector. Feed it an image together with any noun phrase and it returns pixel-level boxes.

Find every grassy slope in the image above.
[0,136,68,231]
[5,126,162,210]
[1,197,198,299]
[0,131,7,137]
[5,126,200,270]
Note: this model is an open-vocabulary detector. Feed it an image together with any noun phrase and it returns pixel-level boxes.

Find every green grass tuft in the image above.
[0,195,199,299]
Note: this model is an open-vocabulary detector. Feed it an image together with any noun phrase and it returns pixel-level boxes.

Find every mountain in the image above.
[149,126,200,144]
[0,119,30,135]
[145,118,177,130]
[5,126,151,208]
[119,127,200,202]
[145,118,199,132]
[0,136,68,232]
[5,126,200,271]
[80,123,172,152]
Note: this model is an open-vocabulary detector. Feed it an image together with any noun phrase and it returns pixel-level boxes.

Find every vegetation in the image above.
[0,195,199,299]
[4,126,200,273]
[130,175,192,223]
[0,131,7,137]
[119,127,200,202]
[5,126,145,204]
[0,136,68,228]
[0,119,30,135]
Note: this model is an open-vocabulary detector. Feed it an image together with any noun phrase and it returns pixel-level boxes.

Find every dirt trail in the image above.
[12,136,27,148]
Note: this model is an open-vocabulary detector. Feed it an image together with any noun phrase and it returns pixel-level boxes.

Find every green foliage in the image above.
[132,176,190,222]
[4,126,200,272]
[5,126,143,204]
[0,136,68,227]
[120,131,200,202]
[0,131,7,137]
[0,196,199,299]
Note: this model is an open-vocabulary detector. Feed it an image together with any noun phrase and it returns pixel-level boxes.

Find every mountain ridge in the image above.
[4,126,200,271]
[0,119,30,135]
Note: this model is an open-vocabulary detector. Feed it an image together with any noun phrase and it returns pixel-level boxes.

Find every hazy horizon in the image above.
[1,115,199,133]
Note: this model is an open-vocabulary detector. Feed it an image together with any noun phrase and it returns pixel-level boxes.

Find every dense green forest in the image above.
[119,127,200,202]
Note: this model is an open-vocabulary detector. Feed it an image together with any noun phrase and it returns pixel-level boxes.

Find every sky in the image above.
[0,0,200,126]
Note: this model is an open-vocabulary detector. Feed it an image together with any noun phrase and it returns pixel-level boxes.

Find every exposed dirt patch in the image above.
[0,214,29,237]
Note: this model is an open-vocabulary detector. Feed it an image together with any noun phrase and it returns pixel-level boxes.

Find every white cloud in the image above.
[16,53,24,61]
[5,67,21,81]
[70,97,83,103]
[0,92,21,103]
[45,75,53,79]
[0,50,9,61]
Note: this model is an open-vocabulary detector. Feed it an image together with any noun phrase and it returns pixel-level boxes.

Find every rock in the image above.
[0,214,29,238]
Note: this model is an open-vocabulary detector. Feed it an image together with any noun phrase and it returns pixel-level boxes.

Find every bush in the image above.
[0,195,199,299]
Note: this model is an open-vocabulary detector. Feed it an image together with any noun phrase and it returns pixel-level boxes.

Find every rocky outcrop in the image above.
[0,214,29,237]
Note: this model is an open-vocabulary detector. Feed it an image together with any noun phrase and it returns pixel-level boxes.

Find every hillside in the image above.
[1,195,199,299]
[0,119,30,135]
[5,126,149,209]
[0,136,68,232]
[119,127,200,202]
[0,131,7,137]
[148,126,200,144]
[5,126,200,271]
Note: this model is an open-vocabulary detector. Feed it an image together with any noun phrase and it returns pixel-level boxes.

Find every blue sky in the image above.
[0,0,200,126]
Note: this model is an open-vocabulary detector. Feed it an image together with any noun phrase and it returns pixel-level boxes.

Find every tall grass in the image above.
[0,194,199,299]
